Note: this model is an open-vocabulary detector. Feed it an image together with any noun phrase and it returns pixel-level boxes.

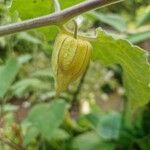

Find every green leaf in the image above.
[0,58,19,98]
[127,30,150,44]
[3,104,18,112]
[59,0,84,9]
[17,32,42,44]
[51,129,70,141]
[91,28,150,112]
[72,131,115,150]
[31,68,53,78]
[10,0,54,19]
[23,126,39,146]
[86,112,121,140]
[17,54,32,65]
[9,0,85,40]
[72,131,101,150]
[10,0,58,40]
[89,12,127,32]
[38,25,59,41]
[137,8,150,27]
[97,112,121,140]
[26,100,67,140]
[11,78,50,97]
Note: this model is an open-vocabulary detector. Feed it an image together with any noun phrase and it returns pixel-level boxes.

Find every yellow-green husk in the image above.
[52,33,92,94]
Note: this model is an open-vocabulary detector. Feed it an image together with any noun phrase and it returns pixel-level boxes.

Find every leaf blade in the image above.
[26,100,67,140]
[91,28,150,112]
[0,58,19,98]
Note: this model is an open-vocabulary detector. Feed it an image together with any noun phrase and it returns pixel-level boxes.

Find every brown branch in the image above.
[0,0,123,36]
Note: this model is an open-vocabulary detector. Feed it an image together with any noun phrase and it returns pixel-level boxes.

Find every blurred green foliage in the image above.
[0,0,150,150]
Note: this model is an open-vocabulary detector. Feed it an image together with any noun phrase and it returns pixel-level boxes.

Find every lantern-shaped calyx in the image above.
[52,33,92,94]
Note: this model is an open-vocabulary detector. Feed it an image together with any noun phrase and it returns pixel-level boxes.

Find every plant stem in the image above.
[73,20,78,39]
[53,0,61,12]
[69,67,89,119]
[0,0,123,37]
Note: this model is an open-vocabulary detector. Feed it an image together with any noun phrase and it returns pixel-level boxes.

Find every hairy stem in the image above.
[0,0,123,37]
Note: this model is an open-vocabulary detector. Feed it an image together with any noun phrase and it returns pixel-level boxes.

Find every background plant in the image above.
[0,0,150,150]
